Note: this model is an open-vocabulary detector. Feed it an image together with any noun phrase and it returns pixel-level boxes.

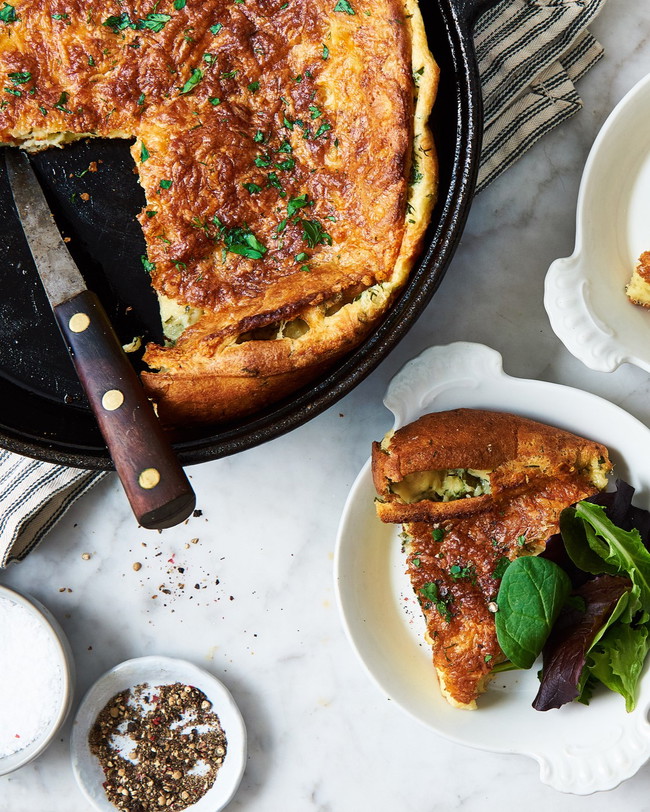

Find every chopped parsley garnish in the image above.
[102,12,133,33]
[179,68,203,94]
[141,255,156,273]
[54,91,72,113]
[248,80,260,92]
[308,105,322,119]
[517,534,527,547]
[141,13,172,32]
[140,141,150,162]
[431,527,445,542]
[203,53,216,64]
[103,11,171,34]
[419,582,453,622]
[253,130,265,142]
[51,12,69,20]
[254,154,271,168]
[173,0,186,8]
[7,71,31,84]
[283,115,294,130]
[209,22,222,34]
[0,2,17,22]
[4,87,20,96]
[220,70,238,79]
[275,157,295,171]
[243,182,261,194]
[295,252,308,262]
[300,219,332,248]
[450,564,475,581]
[277,139,292,153]
[266,172,284,196]
[287,193,309,217]
[412,557,421,568]
[209,97,220,105]
[314,122,332,138]
[213,216,267,260]
[334,0,355,13]
[159,179,173,189]
[137,92,145,105]
[38,105,47,115]
[322,44,329,59]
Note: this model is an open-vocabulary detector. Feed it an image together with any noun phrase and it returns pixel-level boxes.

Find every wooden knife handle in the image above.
[54,290,196,530]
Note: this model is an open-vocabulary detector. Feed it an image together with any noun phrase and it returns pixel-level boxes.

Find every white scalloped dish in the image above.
[334,342,650,795]
[545,71,650,372]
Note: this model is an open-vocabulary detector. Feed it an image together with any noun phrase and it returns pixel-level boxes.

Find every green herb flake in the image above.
[209,22,222,34]
[140,12,171,31]
[295,251,309,262]
[287,193,309,217]
[243,182,262,194]
[419,581,453,622]
[208,96,221,106]
[334,0,355,13]
[277,140,292,153]
[255,154,271,168]
[220,70,238,79]
[179,68,203,95]
[308,105,322,120]
[102,12,132,33]
[412,557,421,568]
[159,179,173,189]
[38,105,48,115]
[140,142,150,163]
[4,86,20,96]
[146,210,157,218]
[51,12,69,20]
[432,527,445,542]
[275,157,295,171]
[322,44,329,59]
[247,80,260,93]
[137,92,145,106]
[7,71,31,85]
[203,53,216,64]
[54,91,72,113]
[314,121,332,138]
[0,3,17,23]
[141,255,156,273]
[212,215,267,260]
[174,0,186,8]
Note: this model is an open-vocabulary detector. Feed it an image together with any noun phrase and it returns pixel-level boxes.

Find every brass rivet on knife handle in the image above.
[138,468,161,490]
[69,312,90,332]
[102,389,124,411]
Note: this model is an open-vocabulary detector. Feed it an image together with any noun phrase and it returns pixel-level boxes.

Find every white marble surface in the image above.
[2,1,650,809]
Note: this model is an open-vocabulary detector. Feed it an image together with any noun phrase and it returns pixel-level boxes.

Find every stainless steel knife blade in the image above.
[4,149,86,307]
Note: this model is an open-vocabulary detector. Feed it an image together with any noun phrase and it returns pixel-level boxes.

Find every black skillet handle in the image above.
[55,290,196,530]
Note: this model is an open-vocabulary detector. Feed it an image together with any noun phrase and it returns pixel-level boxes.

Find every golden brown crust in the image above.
[372,408,611,523]
[0,0,437,423]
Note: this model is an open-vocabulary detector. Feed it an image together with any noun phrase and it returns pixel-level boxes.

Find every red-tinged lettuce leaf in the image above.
[589,479,650,546]
[532,575,632,711]
[587,622,649,711]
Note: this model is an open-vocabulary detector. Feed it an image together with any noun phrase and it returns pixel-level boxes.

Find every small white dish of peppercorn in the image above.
[71,656,247,812]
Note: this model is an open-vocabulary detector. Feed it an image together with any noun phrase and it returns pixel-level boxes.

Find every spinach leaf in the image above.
[560,507,618,576]
[495,556,571,669]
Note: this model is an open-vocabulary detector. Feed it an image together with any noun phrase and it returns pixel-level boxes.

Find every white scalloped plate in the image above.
[544,71,650,372]
[334,342,650,795]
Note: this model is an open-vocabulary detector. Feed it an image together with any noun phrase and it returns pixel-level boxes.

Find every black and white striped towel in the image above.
[0,0,607,566]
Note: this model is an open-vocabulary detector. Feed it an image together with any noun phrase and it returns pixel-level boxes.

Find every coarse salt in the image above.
[0,595,63,758]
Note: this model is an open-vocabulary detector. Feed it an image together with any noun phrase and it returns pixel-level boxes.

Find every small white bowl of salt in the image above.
[0,583,74,775]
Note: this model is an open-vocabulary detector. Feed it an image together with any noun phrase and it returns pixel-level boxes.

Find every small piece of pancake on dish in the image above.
[372,408,612,708]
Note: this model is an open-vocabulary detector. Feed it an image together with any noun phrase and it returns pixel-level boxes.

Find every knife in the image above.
[4,149,196,530]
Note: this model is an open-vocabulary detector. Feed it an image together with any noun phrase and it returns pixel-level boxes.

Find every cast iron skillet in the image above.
[0,0,498,470]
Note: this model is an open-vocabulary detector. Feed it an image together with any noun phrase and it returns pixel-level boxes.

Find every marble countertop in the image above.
[2,1,650,809]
